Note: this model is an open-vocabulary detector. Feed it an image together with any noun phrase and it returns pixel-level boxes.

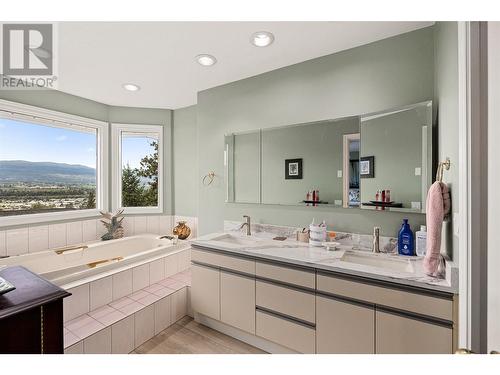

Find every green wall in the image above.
[196,27,435,237]
[433,22,459,261]
[172,105,198,217]
[0,89,173,217]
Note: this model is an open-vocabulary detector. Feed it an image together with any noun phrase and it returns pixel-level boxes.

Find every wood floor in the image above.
[134,316,266,354]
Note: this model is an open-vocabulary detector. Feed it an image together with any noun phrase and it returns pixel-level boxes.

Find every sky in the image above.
[0,117,155,169]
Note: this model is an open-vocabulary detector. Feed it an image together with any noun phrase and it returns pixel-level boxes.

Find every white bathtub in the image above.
[0,234,183,286]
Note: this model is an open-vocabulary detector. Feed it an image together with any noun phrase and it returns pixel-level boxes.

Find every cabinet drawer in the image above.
[192,248,255,274]
[376,310,453,354]
[317,274,453,321]
[220,271,256,334]
[256,310,315,354]
[191,264,220,320]
[256,280,315,324]
[316,295,374,354]
[256,262,315,289]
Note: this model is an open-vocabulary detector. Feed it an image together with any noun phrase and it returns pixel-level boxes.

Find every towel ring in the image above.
[436,158,451,183]
[202,171,215,186]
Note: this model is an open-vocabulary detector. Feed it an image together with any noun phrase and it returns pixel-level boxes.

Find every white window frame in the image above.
[0,99,109,227]
[111,123,164,214]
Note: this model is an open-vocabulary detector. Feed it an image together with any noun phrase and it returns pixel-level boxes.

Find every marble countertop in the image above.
[191,232,458,294]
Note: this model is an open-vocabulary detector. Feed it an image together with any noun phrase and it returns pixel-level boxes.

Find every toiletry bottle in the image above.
[416,225,427,256]
[375,190,380,202]
[316,189,320,202]
[398,219,414,256]
[312,189,316,202]
[386,189,391,202]
[306,191,311,206]
[381,190,386,202]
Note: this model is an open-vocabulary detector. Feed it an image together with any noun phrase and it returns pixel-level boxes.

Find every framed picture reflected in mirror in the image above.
[360,156,374,178]
[285,158,303,180]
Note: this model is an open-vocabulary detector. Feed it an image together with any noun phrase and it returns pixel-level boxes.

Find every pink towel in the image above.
[423,181,451,276]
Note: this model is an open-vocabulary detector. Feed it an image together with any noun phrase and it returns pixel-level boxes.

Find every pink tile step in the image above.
[114,299,144,315]
[143,283,164,294]
[128,290,151,302]
[64,330,80,348]
[171,273,191,283]
[109,296,136,310]
[65,314,96,332]
[61,269,192,348]
[136,292,162,306]
[150,286,176,298]
[159,277,187,290]
[70,318,106,339]
[88,304,126,326]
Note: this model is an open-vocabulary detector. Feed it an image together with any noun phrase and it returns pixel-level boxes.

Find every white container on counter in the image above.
[309,220,327,247]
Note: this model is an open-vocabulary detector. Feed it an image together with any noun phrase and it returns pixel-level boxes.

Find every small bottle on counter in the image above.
[398,218,415,256]
[385,189,391,202]
[415,225,427,256]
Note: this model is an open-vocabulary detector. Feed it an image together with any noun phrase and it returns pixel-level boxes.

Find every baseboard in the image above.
[194,313,297,354]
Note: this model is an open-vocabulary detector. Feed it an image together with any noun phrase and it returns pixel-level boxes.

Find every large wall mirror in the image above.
[261,117,359,206]
[360,101,432,213]
[225,101,433,214]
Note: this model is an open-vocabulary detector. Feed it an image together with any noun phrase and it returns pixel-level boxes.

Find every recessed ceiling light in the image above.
[196,54,217,67]
[251,31,274,47]
[122,83,140,92]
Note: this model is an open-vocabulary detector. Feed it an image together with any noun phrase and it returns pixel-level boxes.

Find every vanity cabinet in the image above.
[220,271,255,334]
[191,264,220,320]
[316,295,375,354]
[191,246,457,354]
[375,310,452,354]
[316,272,455,354]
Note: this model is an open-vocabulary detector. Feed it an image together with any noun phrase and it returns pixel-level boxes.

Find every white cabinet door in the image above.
[376,310,452,354]
[316,295,374,354]
[220,271,255,334]
[191,264,220,320]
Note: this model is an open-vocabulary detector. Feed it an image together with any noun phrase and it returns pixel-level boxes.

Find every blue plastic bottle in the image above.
[398,219,414,256]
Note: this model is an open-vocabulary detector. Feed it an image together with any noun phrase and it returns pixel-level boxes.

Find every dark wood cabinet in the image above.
[0,266,70,354]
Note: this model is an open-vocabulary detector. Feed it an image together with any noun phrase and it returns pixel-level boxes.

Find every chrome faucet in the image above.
[372,227,380,253]
[239,215,251,236]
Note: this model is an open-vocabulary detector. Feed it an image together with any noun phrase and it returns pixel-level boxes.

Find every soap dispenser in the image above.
[398,219,414,256]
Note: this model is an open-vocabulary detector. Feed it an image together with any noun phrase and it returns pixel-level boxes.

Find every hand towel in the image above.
[423,181,450,277]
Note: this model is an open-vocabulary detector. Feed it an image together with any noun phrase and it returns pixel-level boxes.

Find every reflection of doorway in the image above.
[343,133,360,208]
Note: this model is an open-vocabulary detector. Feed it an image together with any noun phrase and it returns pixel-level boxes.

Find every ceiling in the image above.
[56,22,434,109]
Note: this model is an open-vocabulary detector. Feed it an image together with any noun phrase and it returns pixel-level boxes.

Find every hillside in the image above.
[0,160,96,185]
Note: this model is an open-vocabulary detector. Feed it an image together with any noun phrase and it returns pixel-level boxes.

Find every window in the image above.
[0,100,108,226]
[112,124,163,213]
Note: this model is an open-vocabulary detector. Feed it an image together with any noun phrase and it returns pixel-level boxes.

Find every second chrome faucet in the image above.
[239,215,251,236]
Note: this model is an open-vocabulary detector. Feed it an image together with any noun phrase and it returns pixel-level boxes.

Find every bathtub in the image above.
[0,234,186,287]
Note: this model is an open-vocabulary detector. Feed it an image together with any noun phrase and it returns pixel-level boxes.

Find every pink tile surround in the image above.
[64,269,191,351]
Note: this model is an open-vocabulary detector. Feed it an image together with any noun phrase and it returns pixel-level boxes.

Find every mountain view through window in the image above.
[0,118,97,216]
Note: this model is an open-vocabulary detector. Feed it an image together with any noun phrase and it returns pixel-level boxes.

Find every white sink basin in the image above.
[210,234,261,246]
[340,251,415,274]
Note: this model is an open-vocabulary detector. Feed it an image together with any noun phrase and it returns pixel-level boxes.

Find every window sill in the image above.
[120,206,163,215]
[0,209,102,229]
